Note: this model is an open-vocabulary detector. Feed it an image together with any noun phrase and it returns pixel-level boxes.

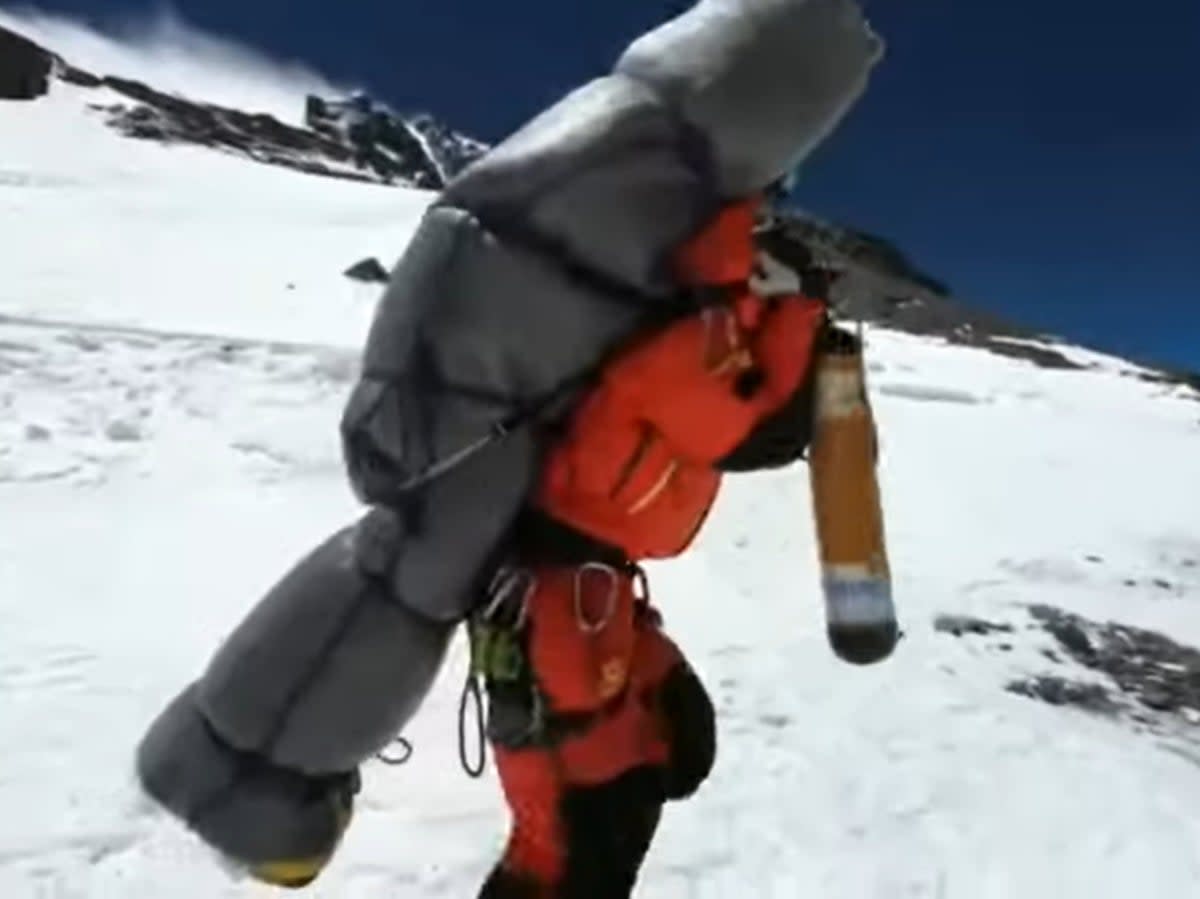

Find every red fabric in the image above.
[536,199,824,560]
[492,595,682,889]
[672,198,761,286]
[536,293,824,560]
[525,566,638,715]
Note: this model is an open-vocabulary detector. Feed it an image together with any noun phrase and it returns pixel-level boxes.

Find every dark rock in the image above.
[343,258,392,285]
[1084,555,1104,564]
[1136,367,1200,397]
[303,94,452,189]
[1153,579,1174,591]
[765,212,1089,372]
[64,76,480,191]
[407,112,489,179]
[0,25,53,100]
[1140,685,1176,711]
[1055,622,1094,659]
[934,614,1015,638]
[968,338,1082,370]
[1007,676,1115,714]
[1025,604,1200,723]
[92,79,385,187]
[58,63,102,88]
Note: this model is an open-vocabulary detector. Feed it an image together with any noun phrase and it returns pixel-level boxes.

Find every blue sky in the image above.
[24,0,1200,370]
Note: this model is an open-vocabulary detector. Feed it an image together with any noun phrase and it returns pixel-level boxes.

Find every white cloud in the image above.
[0,4,354,122]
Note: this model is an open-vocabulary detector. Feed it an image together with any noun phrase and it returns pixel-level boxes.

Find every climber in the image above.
[473,196,834,897]
[134,3,885,893]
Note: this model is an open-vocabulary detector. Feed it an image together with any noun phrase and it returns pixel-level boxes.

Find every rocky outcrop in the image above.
[0,22,479,190]
[768,211,1086,371]
[304,94,444,188]
[86,75,392,185]
[0,25,53,100]
[343,258,391,284]
[1025,604,1200,721]
[407,112,489,180]
[936,603,1200,733]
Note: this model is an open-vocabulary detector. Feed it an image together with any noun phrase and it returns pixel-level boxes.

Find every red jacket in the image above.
[536,200,827,561]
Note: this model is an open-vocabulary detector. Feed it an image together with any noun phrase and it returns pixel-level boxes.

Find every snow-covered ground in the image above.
[2,24,1200,898]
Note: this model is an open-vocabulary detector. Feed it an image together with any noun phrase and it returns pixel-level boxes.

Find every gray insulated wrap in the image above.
[198,516,454,775]
[342,206,645,505]
[382,425,536,622]
[617,0,883,197]
[441,76,719,295]
[137,685,352,866]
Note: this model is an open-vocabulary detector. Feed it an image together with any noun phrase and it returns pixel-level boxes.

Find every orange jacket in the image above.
[535,201,826,560]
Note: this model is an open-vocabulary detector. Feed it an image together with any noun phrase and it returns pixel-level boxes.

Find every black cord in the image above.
[376,736,414,767]
[459,675,487,779]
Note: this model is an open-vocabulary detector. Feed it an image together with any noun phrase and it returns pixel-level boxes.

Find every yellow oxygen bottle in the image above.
[808,325,898,665]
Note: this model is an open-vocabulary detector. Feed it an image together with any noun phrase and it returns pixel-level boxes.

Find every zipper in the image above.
[627,459,681,516]
[609,424,656,500]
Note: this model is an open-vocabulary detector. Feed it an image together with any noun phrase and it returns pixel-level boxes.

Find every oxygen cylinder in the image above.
[808,326,898,665]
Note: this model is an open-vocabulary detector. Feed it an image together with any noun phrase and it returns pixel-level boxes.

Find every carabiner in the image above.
[574,562,620,634]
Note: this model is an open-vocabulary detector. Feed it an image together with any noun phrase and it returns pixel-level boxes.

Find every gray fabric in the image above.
[384,425,536,622]
[343,206,644,502]
[137,685,353,865]
[441,75,716,296]
[617,0,883,197]
[199,514,454,774]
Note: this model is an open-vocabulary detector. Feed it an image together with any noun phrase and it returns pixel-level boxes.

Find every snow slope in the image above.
[1,80,430,346]
[3,35,1200,899]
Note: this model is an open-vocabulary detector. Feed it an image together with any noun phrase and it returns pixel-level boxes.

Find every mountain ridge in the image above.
[2,20,1194,395]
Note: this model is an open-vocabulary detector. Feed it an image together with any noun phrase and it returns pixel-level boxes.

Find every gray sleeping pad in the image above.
[136,0,882,876]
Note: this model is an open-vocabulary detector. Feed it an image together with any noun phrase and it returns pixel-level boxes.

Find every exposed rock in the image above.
[0,25,53,100]
[1136,366,1200,397]
[24,423,52,442]
[304,94,456,189]
[343,258,392,284]
[32,53,477,190]
[767,212,1088,373]
[934,614,1015,638]
[57,62,102,88]
[1006,676,1116,715]
[407,112,489,179]
[1024,604,1200,722]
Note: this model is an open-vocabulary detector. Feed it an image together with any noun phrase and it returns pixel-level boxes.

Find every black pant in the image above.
[478,767,665,899]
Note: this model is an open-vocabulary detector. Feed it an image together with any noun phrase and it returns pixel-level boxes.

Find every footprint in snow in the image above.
[104,419,144,443]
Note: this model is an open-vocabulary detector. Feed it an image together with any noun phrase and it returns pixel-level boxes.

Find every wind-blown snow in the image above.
[0,5,348,123]
[2,54,1200,899]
